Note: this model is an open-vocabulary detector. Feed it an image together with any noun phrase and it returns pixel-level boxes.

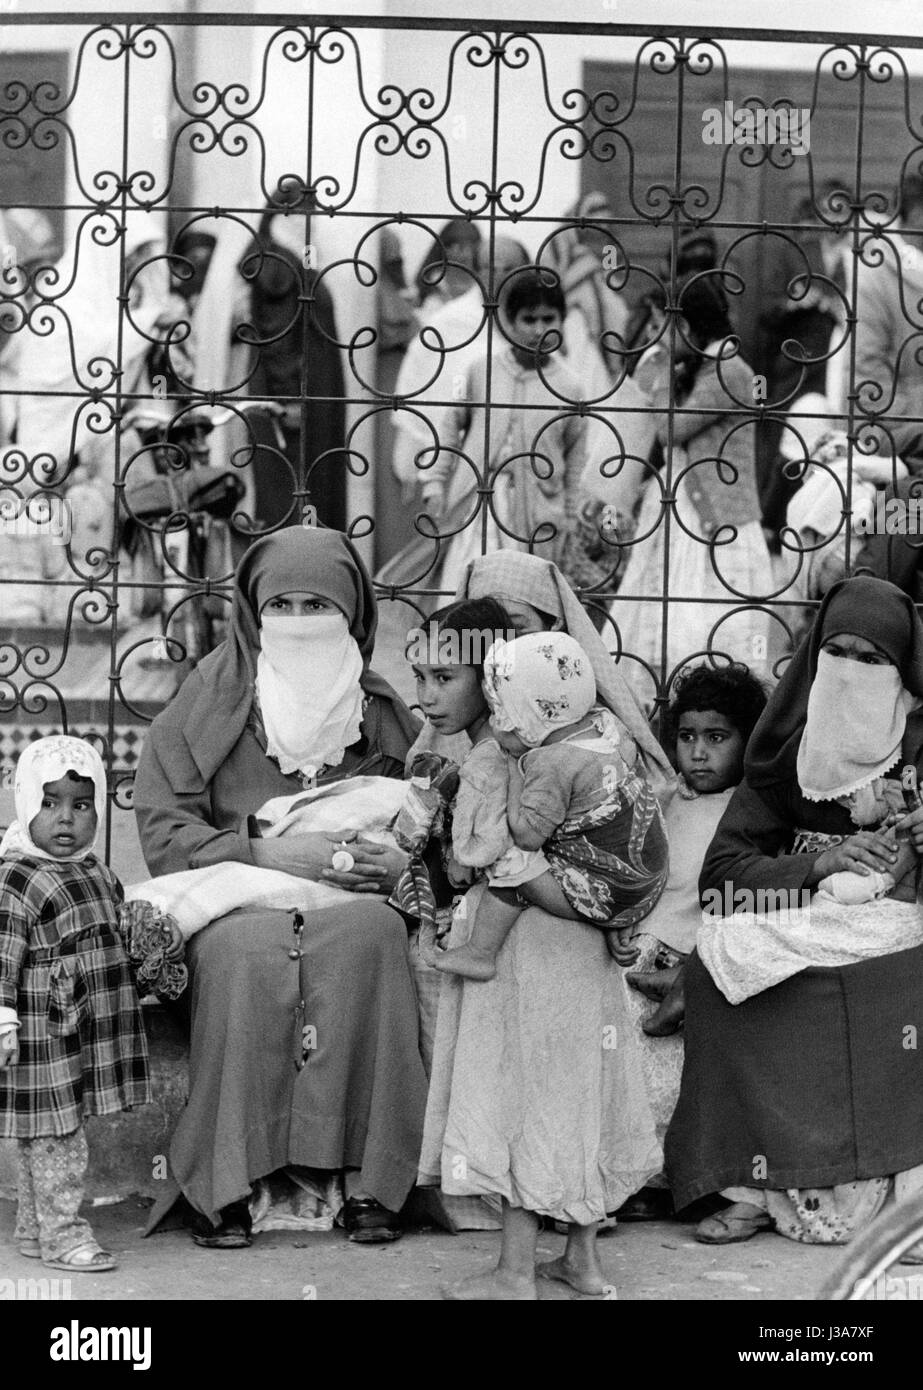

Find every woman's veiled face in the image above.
[821,633,892,666]
[500,597,554,637]
[260,591,338,620]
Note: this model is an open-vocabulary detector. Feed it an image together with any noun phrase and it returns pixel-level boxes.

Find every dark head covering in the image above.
[745,576,923,788]
[235,527,376,644]
[161,528,417,790]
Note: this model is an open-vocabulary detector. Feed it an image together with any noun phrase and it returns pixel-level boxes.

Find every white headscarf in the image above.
[0,735,107,861]
[257,613,365,779]
[796,651,914,802]
[483,632,597,748]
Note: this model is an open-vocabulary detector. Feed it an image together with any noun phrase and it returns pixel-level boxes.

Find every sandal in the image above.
[43,1242,117,1273]
[696,1208,772,1245]
[18,1238,41,1259]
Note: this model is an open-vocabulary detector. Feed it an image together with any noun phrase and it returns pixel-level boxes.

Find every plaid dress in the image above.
[0,855,151,1139]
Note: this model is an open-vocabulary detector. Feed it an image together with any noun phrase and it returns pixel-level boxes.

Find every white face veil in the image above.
[256,608,365,779]
[796,651,913,801]
[0,735,107,862]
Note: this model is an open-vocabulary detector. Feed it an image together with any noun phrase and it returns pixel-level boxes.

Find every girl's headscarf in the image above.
[0,735,107,862]
[157,528,417,792]
[455,551,675,793]
[746,576,923,791]
[484,632,597,748]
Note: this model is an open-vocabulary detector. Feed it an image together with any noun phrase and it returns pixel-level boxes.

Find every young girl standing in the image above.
[407,270,587,597]
[0,737,176,1273]
[412,599,661,1299]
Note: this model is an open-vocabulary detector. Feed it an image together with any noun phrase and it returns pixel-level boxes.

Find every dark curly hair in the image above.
[667,662,768,747]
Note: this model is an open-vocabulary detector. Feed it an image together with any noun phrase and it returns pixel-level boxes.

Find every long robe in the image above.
[665,722,923,1209]
[246,240,347,530]
[135,691,428,1226]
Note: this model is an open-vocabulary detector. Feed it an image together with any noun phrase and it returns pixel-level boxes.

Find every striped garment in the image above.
[0,855,150,1138]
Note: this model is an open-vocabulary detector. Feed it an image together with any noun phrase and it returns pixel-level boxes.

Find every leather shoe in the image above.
[191,1200,253,1249]
[341,1196,402,1244]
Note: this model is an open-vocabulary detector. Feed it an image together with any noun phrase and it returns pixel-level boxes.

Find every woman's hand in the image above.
[251,831,408,895]
[811,828,902,882]
[894,805,923,857]
[250,831,364,882]
[320,836,409,896]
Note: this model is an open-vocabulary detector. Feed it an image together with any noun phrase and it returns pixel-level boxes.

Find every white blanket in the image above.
[253,776,407,839]
[697,893,923,1004]
[126,778,407,939]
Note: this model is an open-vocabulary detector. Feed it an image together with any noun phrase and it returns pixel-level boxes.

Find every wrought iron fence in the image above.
[2,12,923,851]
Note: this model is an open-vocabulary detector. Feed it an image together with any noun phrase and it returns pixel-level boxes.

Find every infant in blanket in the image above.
[813,773,920,905]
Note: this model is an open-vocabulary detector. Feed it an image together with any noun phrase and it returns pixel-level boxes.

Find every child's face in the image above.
[29,775,97,857]
[675,709,744,794]
[510,304,563,368]
[411,660,487,736]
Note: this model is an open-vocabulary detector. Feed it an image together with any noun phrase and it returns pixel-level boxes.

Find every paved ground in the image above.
[0,1196,847,1301]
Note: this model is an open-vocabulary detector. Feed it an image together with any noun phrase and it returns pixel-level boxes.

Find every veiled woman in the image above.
[668,577,923,1247]
[134,528,427,1246]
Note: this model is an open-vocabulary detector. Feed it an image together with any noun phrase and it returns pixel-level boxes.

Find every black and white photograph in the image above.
[1,0,923,1350]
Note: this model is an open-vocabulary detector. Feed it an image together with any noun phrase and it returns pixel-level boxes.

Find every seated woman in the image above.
[134,527,428,1247]
[666,576,923,1246]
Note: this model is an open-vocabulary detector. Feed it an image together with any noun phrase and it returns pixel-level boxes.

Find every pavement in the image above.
[0,1196,847,1301]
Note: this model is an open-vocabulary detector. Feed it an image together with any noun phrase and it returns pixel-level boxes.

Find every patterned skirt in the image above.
[545,773,669,932]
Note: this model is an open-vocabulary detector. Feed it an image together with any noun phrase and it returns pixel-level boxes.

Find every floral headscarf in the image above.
[483,632,597,748]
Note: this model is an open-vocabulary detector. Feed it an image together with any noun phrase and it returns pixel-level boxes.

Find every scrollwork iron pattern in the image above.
[1,13,923,851]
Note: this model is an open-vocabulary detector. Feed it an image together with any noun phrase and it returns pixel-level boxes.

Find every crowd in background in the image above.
[1,176,923,706]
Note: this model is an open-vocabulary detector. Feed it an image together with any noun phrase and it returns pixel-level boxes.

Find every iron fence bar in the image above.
[4,15,923,47]
[1,14,922,838]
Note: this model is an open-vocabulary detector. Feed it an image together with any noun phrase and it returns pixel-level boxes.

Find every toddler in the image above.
[0,736,183,1273]
[433,628,669,980]
[627,663,768,1037]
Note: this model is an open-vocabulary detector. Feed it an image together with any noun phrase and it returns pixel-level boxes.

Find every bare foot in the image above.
[536,1254,605,1296]
[442,1267,538,1300]
[434,945,498,981]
